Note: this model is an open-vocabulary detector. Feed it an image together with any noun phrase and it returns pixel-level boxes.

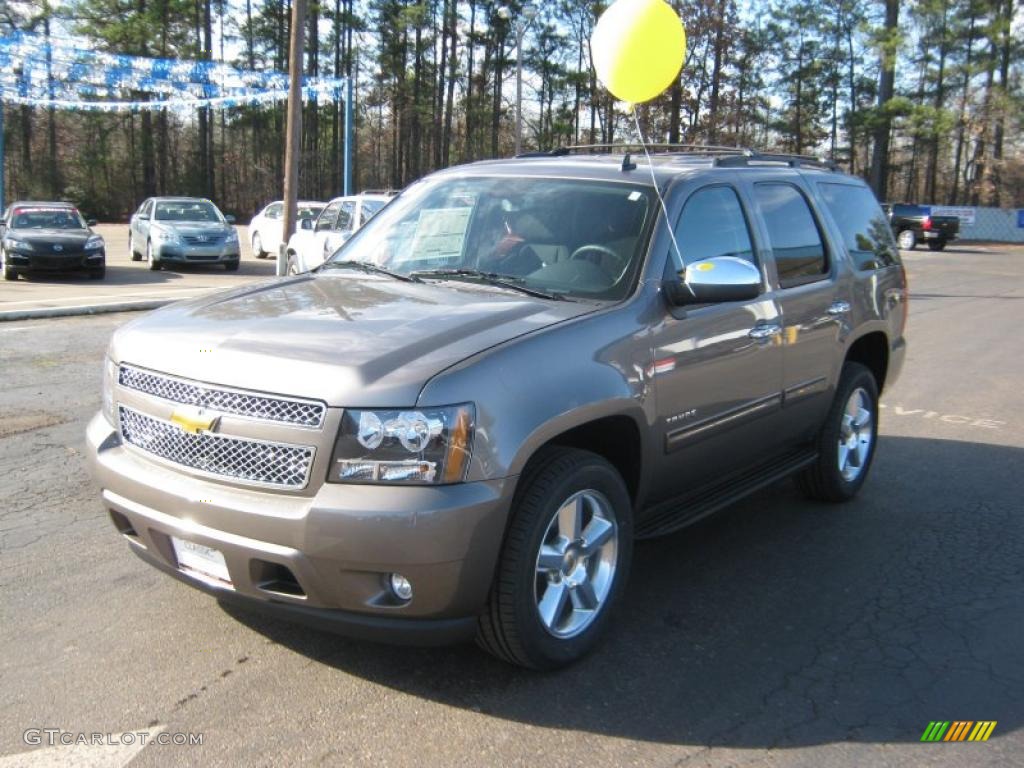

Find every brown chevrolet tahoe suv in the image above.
[88,147,908,669]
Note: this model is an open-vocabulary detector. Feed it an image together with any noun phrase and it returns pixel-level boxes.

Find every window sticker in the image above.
[409,207,473,262]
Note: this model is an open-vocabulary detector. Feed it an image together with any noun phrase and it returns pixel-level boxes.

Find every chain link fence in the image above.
[924,206,1024,243]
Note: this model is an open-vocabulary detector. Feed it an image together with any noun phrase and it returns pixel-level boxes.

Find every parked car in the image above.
[882,203,959,251]
[283,192,392,273]
[248,200,325,259]
[89,148,907,669]
[129,197,240,271]
[1,201,105,280]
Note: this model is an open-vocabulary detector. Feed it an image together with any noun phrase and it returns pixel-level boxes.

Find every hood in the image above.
[111,273,597,407]
[10,229,92,246]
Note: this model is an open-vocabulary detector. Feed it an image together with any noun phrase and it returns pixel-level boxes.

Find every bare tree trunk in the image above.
[869,0,899,201]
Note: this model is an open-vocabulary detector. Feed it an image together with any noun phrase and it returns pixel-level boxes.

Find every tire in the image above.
[897,229,917,250]
[224,260,240,272]
[797,362,880,503]
[477,447,633,670]
[129,233,141,261]
[88,267,105,280]
[146,240,161,271]
[252,233,266,259]
[1,247,17,281]
[927,240,946,252]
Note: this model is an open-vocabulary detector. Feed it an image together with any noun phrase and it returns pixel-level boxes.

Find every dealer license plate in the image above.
[171,536,232,586]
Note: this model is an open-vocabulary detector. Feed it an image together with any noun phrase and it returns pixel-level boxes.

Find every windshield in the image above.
[11,207,87,230]
[154,201,223,223]
[327,177,655,300]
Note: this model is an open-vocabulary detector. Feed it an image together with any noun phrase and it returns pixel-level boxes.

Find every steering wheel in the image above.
[569,244,626,280]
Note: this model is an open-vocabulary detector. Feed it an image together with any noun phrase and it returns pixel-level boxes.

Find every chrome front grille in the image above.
[118,364,325,428]
[119,406,315,488]
[182,233,224,245]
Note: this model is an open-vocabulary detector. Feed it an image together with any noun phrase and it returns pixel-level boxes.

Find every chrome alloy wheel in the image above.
[838,387,873,482]
[534,490,618,639]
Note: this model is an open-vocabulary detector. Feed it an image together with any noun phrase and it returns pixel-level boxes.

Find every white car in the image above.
[284,193,392,273]
[248,200,325,259]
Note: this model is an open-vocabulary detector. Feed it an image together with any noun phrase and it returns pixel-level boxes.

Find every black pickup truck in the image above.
[882,203,959,251]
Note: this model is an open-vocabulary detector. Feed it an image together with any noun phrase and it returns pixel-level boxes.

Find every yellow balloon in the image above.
[591,0,687,105]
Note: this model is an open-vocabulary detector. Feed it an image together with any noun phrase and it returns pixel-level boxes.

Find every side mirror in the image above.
[301,218,314,231]
[225,214,236,224]
[664,256,762,306]
[87,218,98,227]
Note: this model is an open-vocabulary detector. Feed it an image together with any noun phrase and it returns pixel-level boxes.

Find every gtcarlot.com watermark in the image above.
[23,728,203,747]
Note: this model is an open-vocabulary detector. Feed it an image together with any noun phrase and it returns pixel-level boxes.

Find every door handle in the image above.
[748,323,782,340]
[827,301,851,316]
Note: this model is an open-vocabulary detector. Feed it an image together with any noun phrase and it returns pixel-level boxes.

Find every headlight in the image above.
[101,358,118,426]
[224,229,239,243]
[329,404,474,485]
[153,228,178,242]
[85,235,105,250]
[3,237,32,252]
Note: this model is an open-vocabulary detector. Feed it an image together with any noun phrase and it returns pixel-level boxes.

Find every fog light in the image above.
[389,572,413,601]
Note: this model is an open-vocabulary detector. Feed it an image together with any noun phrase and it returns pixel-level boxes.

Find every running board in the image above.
[635,448,818,539]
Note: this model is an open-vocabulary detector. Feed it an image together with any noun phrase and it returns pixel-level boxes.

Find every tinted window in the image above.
[817,183,899,270]
[673,186,755,267]
[753,183,827,287]
[892,204,926,217]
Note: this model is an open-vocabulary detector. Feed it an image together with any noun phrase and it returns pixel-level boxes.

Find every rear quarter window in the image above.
[817,183,900,270]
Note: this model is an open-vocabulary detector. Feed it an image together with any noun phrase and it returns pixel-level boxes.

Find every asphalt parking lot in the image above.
[0,224,276,318]
[0,244,1022,767]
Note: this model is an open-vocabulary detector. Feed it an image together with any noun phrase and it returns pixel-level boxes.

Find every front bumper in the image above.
[86,413,514,644]
[153,241,240,263]
[6,249,105,272]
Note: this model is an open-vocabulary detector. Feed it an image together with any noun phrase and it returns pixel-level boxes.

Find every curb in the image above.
[0,297,186,322]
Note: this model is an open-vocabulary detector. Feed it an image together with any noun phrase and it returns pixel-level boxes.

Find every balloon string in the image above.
[632,106,694,297]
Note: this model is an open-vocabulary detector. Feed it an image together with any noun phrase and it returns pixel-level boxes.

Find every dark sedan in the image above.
[1,202,106,280]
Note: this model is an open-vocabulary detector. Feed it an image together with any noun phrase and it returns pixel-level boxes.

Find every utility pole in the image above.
[279,0,308,276]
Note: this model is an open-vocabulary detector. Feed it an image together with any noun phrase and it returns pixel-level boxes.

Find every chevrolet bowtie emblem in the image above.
[170,406,221,435]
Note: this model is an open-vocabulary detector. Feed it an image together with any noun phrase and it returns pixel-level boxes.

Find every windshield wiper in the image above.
[408,268,567,301]
[319,259,421,283]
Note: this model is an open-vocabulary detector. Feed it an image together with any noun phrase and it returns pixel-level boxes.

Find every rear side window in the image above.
[817,183,899,270]
[753,183,828,287]
[673,186,755,268]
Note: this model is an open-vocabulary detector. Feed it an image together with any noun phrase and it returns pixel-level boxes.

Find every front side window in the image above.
[317,201,343,232]
[817,183,899,270]
[673,186,755,268]
[153,200,223,223]
[335,202,356,232]
[753,183,828,287]
[329,176,656,300]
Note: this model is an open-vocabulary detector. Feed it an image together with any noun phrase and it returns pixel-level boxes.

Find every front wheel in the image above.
[897,229,917,250]
[1,247,17,281]
[88,267,105,280]
[129,233,141,261]
[797,362,879,502]
[477,447,633,669]
[224,260,240,272]
[927,240,947,252]
[252,233,266,258]
[146,240,161,271]
[286,254,301,275]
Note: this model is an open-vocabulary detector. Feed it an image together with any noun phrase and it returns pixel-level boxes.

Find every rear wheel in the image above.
[927,240,946,251]
[252,233,266,258]
[477,447,633,669]
[897,229,917,250]
[797,362,879,502]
